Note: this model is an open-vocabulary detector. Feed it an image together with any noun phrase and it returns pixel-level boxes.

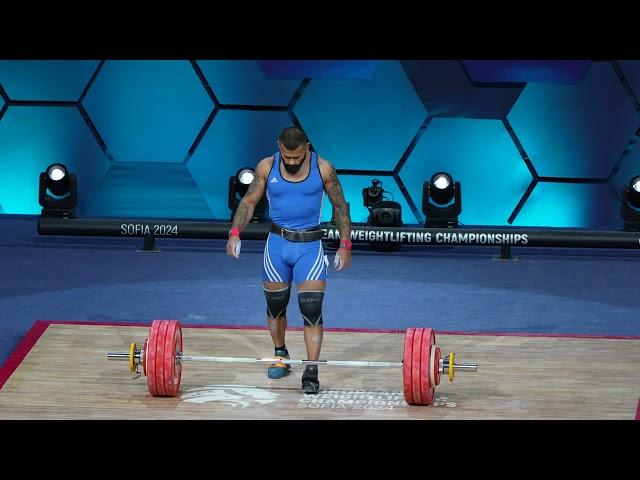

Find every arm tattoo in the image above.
[232,202,252,230]
[325,165,352,240]
[231,176,263,230]
[245,175,262,197]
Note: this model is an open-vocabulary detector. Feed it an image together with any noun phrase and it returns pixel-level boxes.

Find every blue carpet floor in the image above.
[1,215,639,366]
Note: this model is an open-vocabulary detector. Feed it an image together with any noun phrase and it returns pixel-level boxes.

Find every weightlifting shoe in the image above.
[267,349,291,379]
[301,364,320,394]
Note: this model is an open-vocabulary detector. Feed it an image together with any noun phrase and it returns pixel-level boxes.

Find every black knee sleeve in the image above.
[264,286,291,319]
[298,291,324,327]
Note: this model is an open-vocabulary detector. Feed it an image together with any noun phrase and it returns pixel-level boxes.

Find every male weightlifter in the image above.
[226,126,352,393]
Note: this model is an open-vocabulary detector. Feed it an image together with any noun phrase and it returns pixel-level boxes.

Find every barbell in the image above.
[107,319,477,406]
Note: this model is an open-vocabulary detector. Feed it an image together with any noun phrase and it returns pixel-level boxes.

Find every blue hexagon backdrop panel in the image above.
[82,60,212,163]
[86,163,213,219]
[0,60,100,101]
[618,60,640,102]
[294,60,427,171]
[507,62,639,179]
[462,60,591,84]
[197,60,299,106]
[401,60,523,118]
[0,60,639,227]
[512,183,620,228]
[256,61,380,80]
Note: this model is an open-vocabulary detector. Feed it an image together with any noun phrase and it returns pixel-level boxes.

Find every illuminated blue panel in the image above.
[319,175,414,225]
[257,60,380,80]
[400,118,531,226]
[512,183,620,228]
[85,163,212,219]
[83,60,212,163]
[0,107,109,215]
[617,60,640,101]
[612,142,640,201]
[198,60,299,106]
[187,110,292,220]
[508,62,639,178]
[401,60,522,118]
[294,61,426,171]
[0,60,99,101]
[463,60,591,84]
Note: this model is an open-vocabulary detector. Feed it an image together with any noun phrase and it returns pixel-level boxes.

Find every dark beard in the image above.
[283,161,303,175]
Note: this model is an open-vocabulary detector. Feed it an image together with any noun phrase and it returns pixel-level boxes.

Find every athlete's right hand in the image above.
[226,236,241,259]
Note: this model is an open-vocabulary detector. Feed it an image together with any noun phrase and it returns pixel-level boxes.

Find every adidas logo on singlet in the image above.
[270,177,278,183]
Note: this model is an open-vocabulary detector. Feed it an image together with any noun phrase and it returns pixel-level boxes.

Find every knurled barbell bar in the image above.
[107,320,478,405]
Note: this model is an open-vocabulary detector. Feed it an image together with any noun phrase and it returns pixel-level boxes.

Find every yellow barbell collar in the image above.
[129,342,136,372]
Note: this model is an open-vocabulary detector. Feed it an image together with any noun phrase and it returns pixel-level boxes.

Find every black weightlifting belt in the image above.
[270,222,324,242]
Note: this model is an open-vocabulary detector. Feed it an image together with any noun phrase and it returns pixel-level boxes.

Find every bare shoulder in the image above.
[317,156,335,180]
[255,156,275,179]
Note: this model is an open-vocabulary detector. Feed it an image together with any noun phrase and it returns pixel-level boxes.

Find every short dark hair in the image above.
[278,126,308,150]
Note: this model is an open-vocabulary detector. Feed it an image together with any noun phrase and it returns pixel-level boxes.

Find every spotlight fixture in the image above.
[422,171,461,228]
[621,175,640,232]
[38,163,77,219]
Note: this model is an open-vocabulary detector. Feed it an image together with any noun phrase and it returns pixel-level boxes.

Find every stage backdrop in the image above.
[1,60,639,227]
